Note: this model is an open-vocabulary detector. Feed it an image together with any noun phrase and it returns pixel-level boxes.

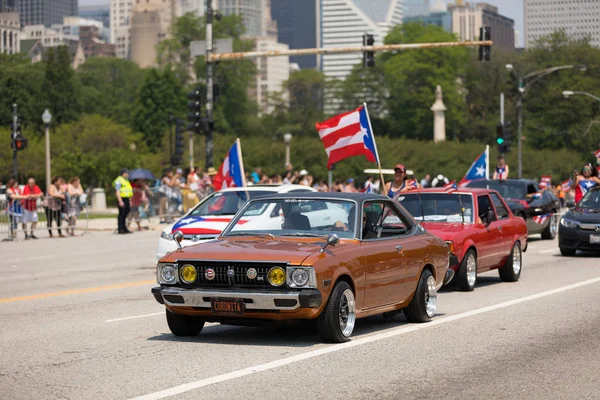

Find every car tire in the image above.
[541,212,557,240]
[166,309,205,336]
[403,269,436,323]
[560,247,576,256]
[316,281,356,343]
[457,249,477,291]
[499,241,522,282]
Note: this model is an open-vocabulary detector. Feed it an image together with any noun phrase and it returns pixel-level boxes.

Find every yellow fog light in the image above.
[180,264,197,284]
[268,267,286,287]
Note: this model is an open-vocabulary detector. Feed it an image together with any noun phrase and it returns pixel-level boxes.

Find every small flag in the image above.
[443,180,458,193]
[459,147,489,186]
[539,175,552,189]
[405,179,418,190]
[594,149,600,159]
[562,179,572,192]
[533,214,549,224]
[212,139,246,191]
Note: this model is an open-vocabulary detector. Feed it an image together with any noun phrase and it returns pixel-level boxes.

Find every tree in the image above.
[132,68,185,151]
[76,58,147,127]
[43,46,80,126]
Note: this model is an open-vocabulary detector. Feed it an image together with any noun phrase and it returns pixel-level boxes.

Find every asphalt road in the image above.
[1,231,599,400]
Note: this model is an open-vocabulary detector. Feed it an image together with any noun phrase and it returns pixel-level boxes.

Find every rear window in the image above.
[466,180,527,200]
[397,193,475,223]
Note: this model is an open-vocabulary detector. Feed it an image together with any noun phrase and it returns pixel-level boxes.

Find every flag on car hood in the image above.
[316,105,379,169]
[212,139,246,191]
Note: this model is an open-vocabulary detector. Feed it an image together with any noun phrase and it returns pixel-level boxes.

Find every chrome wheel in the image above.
[466,253,477,288]
[512,244,522,275]
[339,288,356,337]
[424,275,437,318]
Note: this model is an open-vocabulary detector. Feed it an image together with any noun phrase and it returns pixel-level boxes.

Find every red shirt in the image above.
[22,185,42,211]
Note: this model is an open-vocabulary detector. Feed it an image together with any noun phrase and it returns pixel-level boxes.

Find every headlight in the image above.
[161,231,173,240]
[157,263,178,284]
[180,264,197,284]
[286,267,317,288]
[560,218,579,229]
[268,266,286,287]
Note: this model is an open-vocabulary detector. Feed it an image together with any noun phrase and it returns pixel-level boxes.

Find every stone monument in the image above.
[430,85,447,143]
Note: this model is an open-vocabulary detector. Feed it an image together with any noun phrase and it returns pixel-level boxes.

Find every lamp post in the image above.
[562,90,600,106]
[283,133,292,167]
[42,109,52,190]
[505,64,587,178]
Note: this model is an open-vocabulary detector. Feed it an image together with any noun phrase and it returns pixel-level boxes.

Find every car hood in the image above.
[565,207,600,223]
[421,222,470,241]
[159,236,333,265]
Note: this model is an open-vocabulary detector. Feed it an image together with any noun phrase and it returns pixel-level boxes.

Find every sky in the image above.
[77,0,525,47]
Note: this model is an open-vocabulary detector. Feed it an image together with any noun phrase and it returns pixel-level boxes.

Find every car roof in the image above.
[400,188,492,195]
[245,192,389,202]
[218,184,316,193]
[466,178,537,185]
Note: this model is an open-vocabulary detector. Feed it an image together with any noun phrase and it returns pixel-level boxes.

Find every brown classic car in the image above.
[152,193,453,343]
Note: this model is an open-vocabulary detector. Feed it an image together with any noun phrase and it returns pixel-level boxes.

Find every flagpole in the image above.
[236,138,250,201]
[363,102,386,194]
[485,145,490,180]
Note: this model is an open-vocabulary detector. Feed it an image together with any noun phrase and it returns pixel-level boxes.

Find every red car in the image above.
[394,188,527,291]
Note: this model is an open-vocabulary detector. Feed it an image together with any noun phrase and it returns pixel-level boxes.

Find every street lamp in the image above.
[283,133,292,168]
[42,109,52,191]
[506,64,587,178]
[562,90,600,104]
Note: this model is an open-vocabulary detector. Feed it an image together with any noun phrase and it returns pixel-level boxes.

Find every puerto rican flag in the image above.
[459,146,489,187]
[539,175,552,189]
[533,214,549,224]
[172,215,249,235]
[594,149,600,160]
[212,139,246,191]
[443,180,458,193]
[316,104,380,169]
[562,179,572,192]
[405,179,418,190]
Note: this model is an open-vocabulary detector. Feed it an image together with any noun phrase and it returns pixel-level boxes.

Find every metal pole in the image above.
[168,114,173,167]
[517,83,523,179]
[205,0,214,169]
[500,92,504,125]
[189,132,194,170]
[285,144,290,167]
[45,123,51,190]
[12,104,17,178]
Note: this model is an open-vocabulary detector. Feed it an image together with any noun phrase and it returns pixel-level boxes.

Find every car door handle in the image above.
[395,245,403,252]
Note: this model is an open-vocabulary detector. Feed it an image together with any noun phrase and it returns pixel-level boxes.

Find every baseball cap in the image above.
[120,168,129,174]
[347,178,354,183]
[394,164,406,172]
[299,169,308,176]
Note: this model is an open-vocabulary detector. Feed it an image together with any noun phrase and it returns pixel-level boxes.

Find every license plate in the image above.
[590,235,600,244]
[210,298,245,316]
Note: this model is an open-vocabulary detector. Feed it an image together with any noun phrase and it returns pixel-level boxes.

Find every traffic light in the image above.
[496,123,507,154]
[187,87,202,133]
[478,26,491,61]
[11,122,28,151]
[363,34,375,68]
[172,118,184,165]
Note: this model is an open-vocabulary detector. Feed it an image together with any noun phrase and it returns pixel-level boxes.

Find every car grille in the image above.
[177,261,287,289]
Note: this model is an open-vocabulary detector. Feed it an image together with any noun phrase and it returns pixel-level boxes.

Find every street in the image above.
[1,231,599,400]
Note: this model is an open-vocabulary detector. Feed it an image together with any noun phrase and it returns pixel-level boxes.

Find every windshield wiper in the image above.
[279,232,325,237]
[226,232,275,239]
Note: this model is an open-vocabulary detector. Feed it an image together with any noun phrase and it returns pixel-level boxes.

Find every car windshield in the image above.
[578,190,600,209]
[223,198,356,239]
[189,191,272,217]
[396,193,474,223]
[466,180,526,199]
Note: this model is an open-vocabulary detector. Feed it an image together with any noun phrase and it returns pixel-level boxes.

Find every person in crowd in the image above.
[431,174,450,188]
[6,178,26,240]
[283,170,298,185]
[129,178,151,231]
[202,168,217,196]
[66,176,84,236]
[385,164,420,197]
[555,184,566,209]
[21,177,43,239]
[251,167,262,184]
[271,174,282,185]
[46,176,66,237]
[572,164,600,203]
[317,180,329,192]
[260,174,272,184]
[159,169,173,223]
[343,178,357,192]
[420,174,431,188]
[493,156,509,180]
[113,169,133,234]
[299,170,313,187]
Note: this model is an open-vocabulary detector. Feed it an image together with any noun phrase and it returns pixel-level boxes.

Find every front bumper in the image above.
[152,286,322,311]
[558,226,600,252]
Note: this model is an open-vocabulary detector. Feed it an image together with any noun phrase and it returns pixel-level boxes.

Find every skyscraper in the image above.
[216,0,277,38]
[130,0,177,67]
[448,2,514,51]
[320,0,404,81]
[524,0,600,48]
[9,0,77,27]
[179,0,204,15]
[110,0,132,58]
[271,0,317,69]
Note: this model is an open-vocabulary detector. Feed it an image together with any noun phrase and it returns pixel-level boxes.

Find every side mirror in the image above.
[320,233,339,253]
[173,231,184,249]
[485,209,495,226]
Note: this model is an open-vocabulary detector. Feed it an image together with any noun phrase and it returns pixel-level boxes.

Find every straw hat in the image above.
[207,167,218,176]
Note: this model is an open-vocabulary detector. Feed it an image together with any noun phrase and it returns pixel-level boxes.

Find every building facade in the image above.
[130,0,176,68]
[9,0,77,27]
[79,5,110,29]
[217,0,277,39]
[110,0,132,58]
[524,0,600,48]
[448,1,514,51]
[179,0,204,15]
[52,16,109,42]
[320,0,404,81]
[0,11,19,54]
[0,0,17,13]
[249,37,290,114]
[404,11,451,32]
[271,0,317,69]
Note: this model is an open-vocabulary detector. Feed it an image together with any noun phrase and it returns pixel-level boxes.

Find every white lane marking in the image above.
[539,248,559,254]
[106,312,164,323]
[129,276,600,400]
